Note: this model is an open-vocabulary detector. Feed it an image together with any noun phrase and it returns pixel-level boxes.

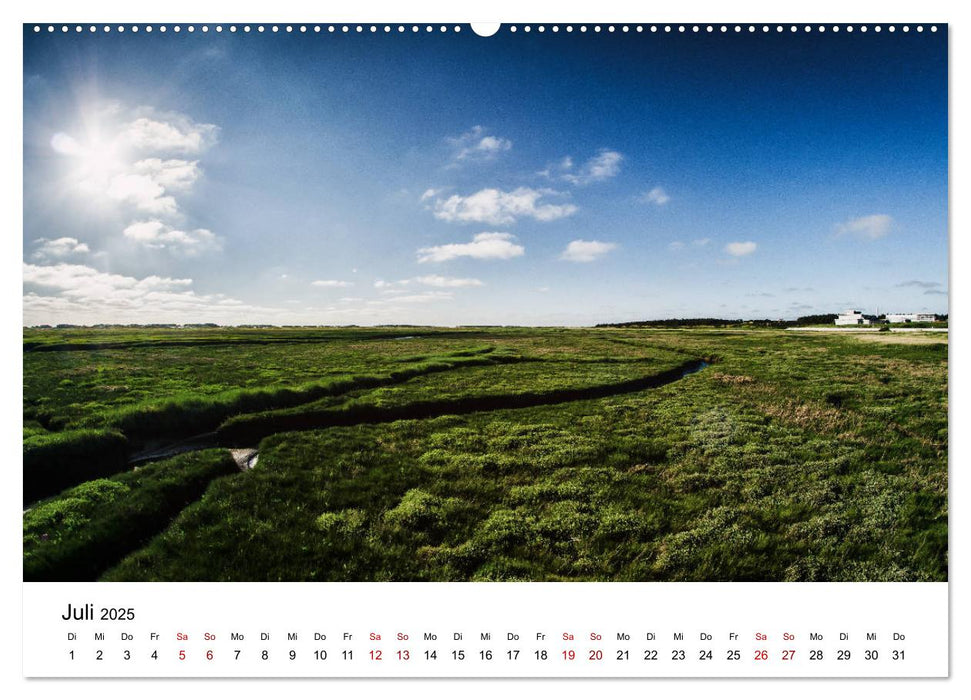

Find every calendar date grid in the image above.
[61,626,913,673]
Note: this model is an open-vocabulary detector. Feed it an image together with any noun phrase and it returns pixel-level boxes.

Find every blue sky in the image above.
[22,25,948,325]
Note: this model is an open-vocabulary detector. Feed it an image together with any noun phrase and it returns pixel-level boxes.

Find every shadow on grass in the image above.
[23,429,129,505]
[24,450,238,582]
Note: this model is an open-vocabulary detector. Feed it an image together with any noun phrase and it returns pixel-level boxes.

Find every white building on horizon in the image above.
[835,310,872,326]
[886,312,937,323]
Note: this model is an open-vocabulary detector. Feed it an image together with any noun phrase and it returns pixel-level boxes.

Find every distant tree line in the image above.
[793,314,838,325]
[597,318,791,328]
[26,312,947,331]
[38,323,222,329]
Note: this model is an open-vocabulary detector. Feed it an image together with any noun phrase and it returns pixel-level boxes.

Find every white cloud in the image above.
[23,263,275,326]
[668,241,685,251]
[107,173,178,215]
[641,186,670,205]
[32,237,90,261]
[420,188,441,202]
[24,262,191,298]
[413,275,484,288]
[372,275,483,291]
[560,239,617,263]
[373,279,411,294]
[561,149,623,186]
[120,114,219,154]
[724,241,758,257]
[418,232,525,263]
[122,220,167,243]
[447,126,512,163]
[311,280,353,288]
[133,158,202,191]
[835,214,893,240]
[431,187,577,225]
[123,220,223,256]
[381,291,454,304]
[48,106,219,252]
[102,155,203,217]
[362,289,456,307]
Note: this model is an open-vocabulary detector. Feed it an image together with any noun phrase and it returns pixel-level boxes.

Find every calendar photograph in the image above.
[22,23,947,588]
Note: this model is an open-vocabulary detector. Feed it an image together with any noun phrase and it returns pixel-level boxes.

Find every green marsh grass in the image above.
[24,449,237,581]
[24,326,947,582]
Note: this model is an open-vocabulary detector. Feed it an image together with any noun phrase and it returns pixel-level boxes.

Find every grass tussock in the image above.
[710,372,755,385]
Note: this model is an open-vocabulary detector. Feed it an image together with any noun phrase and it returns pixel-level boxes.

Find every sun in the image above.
[51,129,126,198]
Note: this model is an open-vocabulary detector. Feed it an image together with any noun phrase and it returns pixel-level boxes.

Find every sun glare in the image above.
[51,128,126,198]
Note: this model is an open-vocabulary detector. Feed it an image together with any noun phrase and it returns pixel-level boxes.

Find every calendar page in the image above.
[18,4,952,687]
